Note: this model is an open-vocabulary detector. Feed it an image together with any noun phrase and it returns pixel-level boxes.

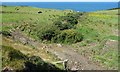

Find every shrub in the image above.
[54,21,73,30]
[53,12,83,30]
[37,12,84,43]
[37,25,60,41]
[52,29,83,43]
[60,15,78,25]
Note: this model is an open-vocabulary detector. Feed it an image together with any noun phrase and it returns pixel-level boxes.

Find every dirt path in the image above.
[46,45,104,70]
[11,30,104,70]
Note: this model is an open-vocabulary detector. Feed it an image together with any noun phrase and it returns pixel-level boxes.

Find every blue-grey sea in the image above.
[1,2,118,12]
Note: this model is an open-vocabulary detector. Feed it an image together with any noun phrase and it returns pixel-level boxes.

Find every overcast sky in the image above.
[1,0,120,2]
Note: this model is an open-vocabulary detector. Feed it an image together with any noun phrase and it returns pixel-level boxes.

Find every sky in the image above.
[1,0,120,2]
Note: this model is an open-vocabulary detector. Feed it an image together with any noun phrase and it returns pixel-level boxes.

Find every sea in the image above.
[1,2,119,12]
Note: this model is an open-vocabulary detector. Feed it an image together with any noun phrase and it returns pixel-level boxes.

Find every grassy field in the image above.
[1,5,119,70]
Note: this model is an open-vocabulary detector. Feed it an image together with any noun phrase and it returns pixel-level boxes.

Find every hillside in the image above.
[1,6,119,71]
[2,44,61,71]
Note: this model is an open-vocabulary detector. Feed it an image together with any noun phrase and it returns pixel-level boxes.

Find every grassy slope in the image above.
[72,9,118,69]
[1,6,73,39]
[2,36,64,70]
[1,6,119,70]
[2,44,62,71]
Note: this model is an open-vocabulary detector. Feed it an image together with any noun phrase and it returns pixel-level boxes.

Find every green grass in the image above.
[105,35,119,40]
[72,13,119,69]
[2,6,118,43]
[92,42,118,69]
[2,6,74,40]
[2,6,70,24]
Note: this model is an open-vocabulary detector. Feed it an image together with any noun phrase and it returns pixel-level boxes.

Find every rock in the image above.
[75,61,77,64]
[19,37,28,45]
[71,66,78,70]
[57,44,62,47]
[38,11,42,14]
[42,45,47,49]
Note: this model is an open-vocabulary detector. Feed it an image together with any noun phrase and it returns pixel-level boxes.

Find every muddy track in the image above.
[11,30,104,70]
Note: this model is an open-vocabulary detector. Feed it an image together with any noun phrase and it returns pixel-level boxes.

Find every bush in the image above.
[60,16,78,25]
[54,21,73,30]
[53,12,83,30]
[37,25,60,41]
[36,12,84,43]
[37,25,83,44]
[52,29,83,43]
